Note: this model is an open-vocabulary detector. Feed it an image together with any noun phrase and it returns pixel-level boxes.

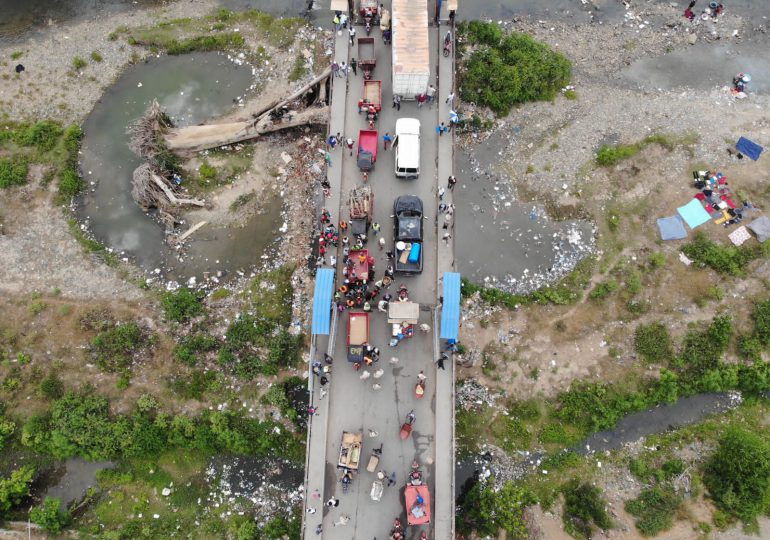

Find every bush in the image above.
[625,486,682,536]
[166,33,245,55]
[19,120,63,151]
[170,370,218,400]
[30,497,71,533]
[161,288,205,322]
[462,20,504,46]
[0,416,14,451]
[0,466,35,518]
[751,299,770,347]
[682,232,761,276]
[456,478,532,538]
[458,26,571,116]
[561,479,612,538]
[704,426,770,524]
[596,143,641,166]
[174,334,217,366]
[589,279,618,300]
[90,51,103,62]
[0,157,29,188]
[72,56,87,70]
[634,322,674,364]
[40,373,65,400]
[738,334,763,362]
[198,159,217,180]
[90,322,145,371]
[677,315,732,376]
[58,168,84,199]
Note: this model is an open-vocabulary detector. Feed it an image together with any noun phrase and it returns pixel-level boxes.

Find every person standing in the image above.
[348,25,356,45]
[437,186,445,200]
[333,13,340,31]
[436,122,446,136]
[446,91,455,106]
[383,132,392,150]
[417,93,426,108]
[328,134,338,148]
[437,353,448,370]
[340,12,348,29]
[350,57,357,76]
[331,61,340,77]
[345,137,354,155]
[339,61,347,77]
[447,175,457,190]
[426,84,436,107]
[372,222,380,235]
[393,94,401,110]
[378,237,386,250]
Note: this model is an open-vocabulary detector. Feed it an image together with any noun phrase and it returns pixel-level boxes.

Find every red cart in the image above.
[358,80,382,112]
[357,129,378,171]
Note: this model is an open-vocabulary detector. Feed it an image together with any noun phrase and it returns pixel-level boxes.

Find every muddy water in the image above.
[78,52,281,282]
[455,132,594,294]
[623,40,770,95]
[44,458,114,507]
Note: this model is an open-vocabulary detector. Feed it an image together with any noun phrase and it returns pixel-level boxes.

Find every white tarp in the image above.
[388,301,420,324]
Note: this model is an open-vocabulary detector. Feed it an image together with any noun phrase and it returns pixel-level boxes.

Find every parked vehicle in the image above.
[357,129,378,171]
[393,118,420,179]
[404,484,431,525]
[347,311,370,363]
[338,431,363,470]
[358,80,382,113]
[388,300,419,347]
[349,186,373,238]
[393,195,424,274]
[357,37,376,80]
[392,0,429,98]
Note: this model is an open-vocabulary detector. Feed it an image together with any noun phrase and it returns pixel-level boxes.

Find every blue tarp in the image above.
[736,137,763,161]
[657,215,688,240]
[311,268,335,335]
[677,199,712,229]
[440,272,461,341]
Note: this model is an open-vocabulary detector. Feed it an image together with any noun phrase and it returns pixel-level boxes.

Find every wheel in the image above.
[443,48,450,57]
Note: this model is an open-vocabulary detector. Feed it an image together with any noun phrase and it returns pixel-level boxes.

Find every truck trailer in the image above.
[391,0,429,99]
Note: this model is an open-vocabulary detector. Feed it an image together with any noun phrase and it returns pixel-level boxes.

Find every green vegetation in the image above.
[456,478,532,539]
[596,132,699,167]
[676,314,731,377]
[0,157,28,188]
[90,51,103,62]
[21,390,303,462]
[198,158,217,180]
[40,373,65,400]
[564,89,577,100]
[634,322,674,363]
[461,256,595,308]
[72,56,87,70]
[682,231,766,276]
[0,410,14,451]
[66,218,118,266]
[705,426,770,525]
[561,479,612,538]
[625,486,682,536]
[161,287,205,322]
[169,369,219,400]
[10,51,23,60]
[90,322,148,372]
[30,497,71,533]
[588,278,618,300]
[173,334,217,366]
[0,466,34,518]
[288,54,307,82]
[457,22,571,116]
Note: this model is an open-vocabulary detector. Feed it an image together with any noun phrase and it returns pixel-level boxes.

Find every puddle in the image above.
[44,458,114,508]
[623,40,770,94]
[455,132,594,294]
[77,52,282,282]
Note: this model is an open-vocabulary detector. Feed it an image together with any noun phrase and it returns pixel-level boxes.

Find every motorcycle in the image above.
[364,15,373,35]
[415,379,426,399]
[400,410,416,440]
[341,470,353,493]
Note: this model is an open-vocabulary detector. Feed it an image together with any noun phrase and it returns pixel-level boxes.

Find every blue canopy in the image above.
[311,268,335,335]
[736,137,764,161]
[440,272,461,341]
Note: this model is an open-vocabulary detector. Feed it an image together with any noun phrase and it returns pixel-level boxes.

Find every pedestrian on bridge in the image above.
[331,61,339,77]
[340,61,348,77]
[446,91,455,106]
[372,222,380,235]
[448,175,457,190]
[392,94,401,110]
[426,84,436,106]
[326,497,340,507]
[383,132,392,150]
[349,25,356,45]
[350,57,357,76]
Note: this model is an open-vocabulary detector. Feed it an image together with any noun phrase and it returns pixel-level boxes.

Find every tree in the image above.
[0,466,35,517]
[457,478,531,538]
[561,479,612,538]
[705,427,770,524]
[30,497,71,533]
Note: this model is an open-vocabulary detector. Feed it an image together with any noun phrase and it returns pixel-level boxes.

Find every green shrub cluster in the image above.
[596,133,699,167]
[173,334,217,366]
[682,232,765,276]
[161,287,205,322]
[705,427,770,525]
[634,322,674,363]
[198,159,217,180]
[0,157,28,188]
[561,479,612,538]
[90,322,147,371]
[30,496,71,533]
[21,391,303,462]
[457,22,571,116]
[169,369,219,400]
[40,373,65,400]
[456,478,533,539]
[166,33,244,55]
[0,466,34,519]
[589,278,618,300]
[218,317,301,378]
[625,486,682,536]
[675,315,732,376]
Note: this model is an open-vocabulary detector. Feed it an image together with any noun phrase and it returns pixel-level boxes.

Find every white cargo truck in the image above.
[391,0,430,99]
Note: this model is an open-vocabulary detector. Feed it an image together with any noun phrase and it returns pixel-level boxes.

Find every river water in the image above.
[77,52,282,281]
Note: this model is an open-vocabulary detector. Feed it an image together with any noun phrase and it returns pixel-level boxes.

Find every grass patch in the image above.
[161,288,205,322]
[72,57,87,70]
[10,51,23,60]
[625,486,682,536]
[682,231,766,277]
[564,89,577,100]
[634,322,674,364]
[66,218,118,266]
[90,323,148,372]
[288,54,307,82]
[90,51,103,63]
[229,192,255,212]
[0,158,28,188]
[457,21,571,116]
[597,132,699,166]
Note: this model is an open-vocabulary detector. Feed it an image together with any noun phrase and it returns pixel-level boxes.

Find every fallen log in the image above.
[150,172,205,207]
[177,220,208,242]
[248,66,331,121]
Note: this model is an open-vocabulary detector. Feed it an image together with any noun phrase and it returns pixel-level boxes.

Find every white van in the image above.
[393,118,420,179]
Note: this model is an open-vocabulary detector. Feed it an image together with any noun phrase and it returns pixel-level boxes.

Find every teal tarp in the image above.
[311,269,335,335]
[440,272,461,341]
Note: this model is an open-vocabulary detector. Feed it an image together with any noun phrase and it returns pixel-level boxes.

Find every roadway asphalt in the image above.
[302,2,456,538]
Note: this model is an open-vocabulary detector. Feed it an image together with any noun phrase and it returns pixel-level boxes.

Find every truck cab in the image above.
[393,195,423,274]
[393,118,420,179]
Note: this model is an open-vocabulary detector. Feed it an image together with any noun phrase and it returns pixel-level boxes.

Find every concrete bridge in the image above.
[301,0,457,538]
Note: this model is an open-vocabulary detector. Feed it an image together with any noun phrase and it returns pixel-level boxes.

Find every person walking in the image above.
[388,471,396,486]
[448,175,457,190]
[340,12,348,29]
[324,152,332,167]
[442,232,451,244]
[346,137,354,155]
[417,93,426,108]
[378,237,386,250]
[372,222,380,235]
[383,132,392,150]
[338,61,347,77]
[349,25,356,45]
[333,13,340,30]
[326,497,340,507]
[446,91,455,106]
[437,352,448,370]
[438,186,445,200]
[436,122,446,136]
[392,94,401,110]
[426,84,436,107]
[328,134,338,148]
[350,57,357,76]
[331,61,340,77]
[443,213,451,230]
